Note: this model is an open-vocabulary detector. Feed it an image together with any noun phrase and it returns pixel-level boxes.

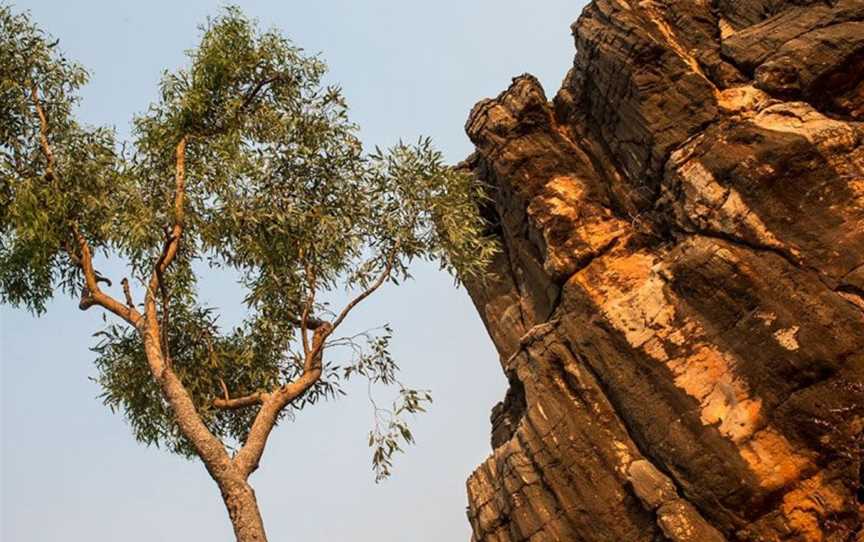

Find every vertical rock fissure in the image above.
[552,336,730,541]
[462,1,864,540]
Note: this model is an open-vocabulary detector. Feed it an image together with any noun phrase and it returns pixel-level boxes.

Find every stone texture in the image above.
[463,1,864,541]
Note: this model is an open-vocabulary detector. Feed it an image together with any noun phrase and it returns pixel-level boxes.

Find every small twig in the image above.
[29,82,55,181]
[300,249,314,354]
[95,273,112,287]
[330,246,399,334]
[121,278,134,308]
[239,75,280,112]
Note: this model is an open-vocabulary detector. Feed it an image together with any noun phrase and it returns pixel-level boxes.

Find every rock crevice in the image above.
[463,2,864,540]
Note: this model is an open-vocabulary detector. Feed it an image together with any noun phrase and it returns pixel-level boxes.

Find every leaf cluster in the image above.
[0,6,122,312]
[0,5,497,474]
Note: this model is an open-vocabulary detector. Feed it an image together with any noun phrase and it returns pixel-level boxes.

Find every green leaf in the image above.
[1,4,492,475]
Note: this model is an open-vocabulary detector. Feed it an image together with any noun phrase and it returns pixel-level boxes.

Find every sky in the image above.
[0,1,584,540]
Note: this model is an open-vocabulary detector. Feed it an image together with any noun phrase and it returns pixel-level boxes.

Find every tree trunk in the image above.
[221,479,268,542]
[461,1,864,540]
[139,324,269,540]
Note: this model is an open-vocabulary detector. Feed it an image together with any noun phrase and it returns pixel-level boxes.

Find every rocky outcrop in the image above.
[462,1,864,541]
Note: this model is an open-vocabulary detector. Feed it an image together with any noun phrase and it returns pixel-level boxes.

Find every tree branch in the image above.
[214,376,269,411]
[29,83,139,326]
[121,278,135,308]
[300,254,316,357]
[304,318,331,373]
[134,135,235,476]
[145,136,187,324]
[232,367,321,477]
[232,322,332,477]
[70,228,141,325]
[230,250,397,477]
[239,75,279,112]
[31,80,234,484]
[158,264,172,361]
[213,390,267,410]
[329,248,397,335]
[139,322,233,473]
[29,83,54,181]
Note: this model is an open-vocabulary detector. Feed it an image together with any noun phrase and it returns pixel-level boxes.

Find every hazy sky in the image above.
[1,1,584,540]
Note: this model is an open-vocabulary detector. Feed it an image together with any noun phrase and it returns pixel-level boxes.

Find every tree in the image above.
[0,6,495,540]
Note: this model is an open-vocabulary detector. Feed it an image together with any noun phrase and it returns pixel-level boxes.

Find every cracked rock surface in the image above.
[462,1,864,541]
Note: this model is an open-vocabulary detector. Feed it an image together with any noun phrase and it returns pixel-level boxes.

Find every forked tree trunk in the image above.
[220,479,268,542]
[139,329,270,542]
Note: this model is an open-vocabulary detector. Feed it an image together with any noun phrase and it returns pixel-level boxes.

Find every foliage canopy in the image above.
[0,5,496,480]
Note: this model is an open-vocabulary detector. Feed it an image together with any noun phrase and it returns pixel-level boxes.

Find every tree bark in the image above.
[220,478,268,542]
[138,321,270,541]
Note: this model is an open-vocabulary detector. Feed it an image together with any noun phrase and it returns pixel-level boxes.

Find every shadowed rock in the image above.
[462,2,864,541]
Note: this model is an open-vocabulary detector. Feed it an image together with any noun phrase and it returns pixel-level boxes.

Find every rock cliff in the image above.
[462,1,864,540]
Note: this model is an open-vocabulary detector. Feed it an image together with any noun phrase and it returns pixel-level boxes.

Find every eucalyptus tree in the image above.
[0,6,495,540]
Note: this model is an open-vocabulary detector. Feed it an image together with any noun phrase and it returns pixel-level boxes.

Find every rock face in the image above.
[462,1,864,541]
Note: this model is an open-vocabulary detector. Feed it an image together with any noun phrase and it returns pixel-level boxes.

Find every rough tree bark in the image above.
[220,478,268,542]
[461,1,864,541]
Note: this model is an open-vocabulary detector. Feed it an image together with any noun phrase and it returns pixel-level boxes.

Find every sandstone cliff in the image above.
[462,1,864,540]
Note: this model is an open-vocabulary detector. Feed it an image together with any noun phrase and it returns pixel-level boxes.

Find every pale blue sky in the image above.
[1,1,583,540]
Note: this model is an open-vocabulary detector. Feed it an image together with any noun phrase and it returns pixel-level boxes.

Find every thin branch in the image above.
[29,83,54,181]
[30,80,138,326]
[71,226,141,325]
[325,326,390,349]
[329,248,398,336]
[213,378,269,410]
[239,75,280,112]
[213,390,267,410]
[145,136,187,326]
[300,253,317,358]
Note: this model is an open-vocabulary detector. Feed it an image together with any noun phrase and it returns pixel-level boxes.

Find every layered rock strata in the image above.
[463,1,864,540]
